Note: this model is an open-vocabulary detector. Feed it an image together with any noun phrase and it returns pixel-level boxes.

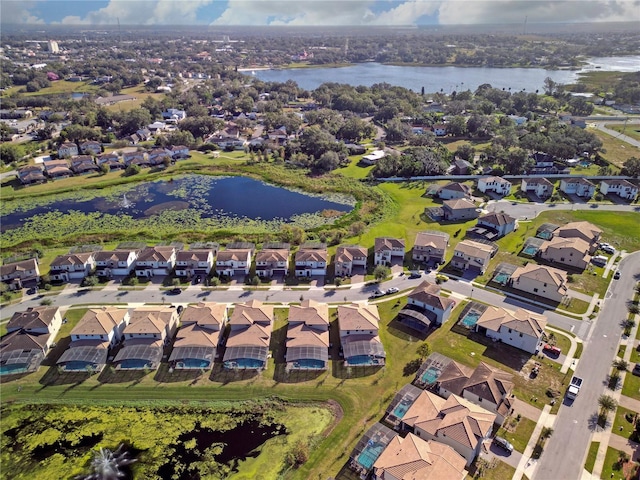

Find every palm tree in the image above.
[77,444,136,480]
[598,394,618,416]
[613,359,629,371]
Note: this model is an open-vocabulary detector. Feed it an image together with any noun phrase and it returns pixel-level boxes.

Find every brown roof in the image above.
[94,250,136,262]
[0,258,38,276]
[125,307,176,335]
[543,236,590,254]
[338,304,380,331]
[335,245,367,263]
[481,176,510,184]
[478,212,516,227]
[255,248,289,263]
[7,306,60,331]
[440,182,471,194]
[414,231,449,250]
[437,361,474,394]
[476,306,547,338]
[50,253,94,267]
[180,302,227,329]
[216,249,252,262]
[295,248,328,262]
[373,433,467,480]
[374,237,405,253]
[511,263,568,289]
[176,250,213,262]
[463,362,514,405]
[289,299,329,328]
[226,323,271,347]
[454,240,493,258]
[408,281,456,311]
[137,246,175,262]
[229,300,274,327]
[556,221,602,242]
[72,307,128,336]
[286,323,329,348]
[523,177,553,187]
[0,329,50,352]
[443,198,476,210]
[172,323,219,348]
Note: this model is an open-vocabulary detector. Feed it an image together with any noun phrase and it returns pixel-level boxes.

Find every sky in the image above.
[1,0,639,26]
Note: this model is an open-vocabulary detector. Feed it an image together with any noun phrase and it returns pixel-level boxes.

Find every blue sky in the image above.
[2,1,638,26]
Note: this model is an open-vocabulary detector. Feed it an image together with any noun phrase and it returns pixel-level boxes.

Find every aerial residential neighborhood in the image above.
[1,14,639,480]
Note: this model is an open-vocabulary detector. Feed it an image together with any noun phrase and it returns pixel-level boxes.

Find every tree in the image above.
[416,342,431,359]
[622,157,640,178]
[0,143,23,164]
[612,359,629,371]
[373,265,390,281]
[77,444,137,480]
[598,394,618,416]
[315,151,341,172]
[125,164,141,176]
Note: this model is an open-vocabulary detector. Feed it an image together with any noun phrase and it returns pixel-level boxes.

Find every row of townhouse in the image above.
[1,300,384,376]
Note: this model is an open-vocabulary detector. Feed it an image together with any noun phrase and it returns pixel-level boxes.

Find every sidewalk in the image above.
[547,325,582,374]
[513,404,554,480]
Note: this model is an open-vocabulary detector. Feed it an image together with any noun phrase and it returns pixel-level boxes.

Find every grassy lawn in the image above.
[606,123,640,143]
[2,79,99,97]
[103,85,166,113]
[613,405,638,440]
[547,330,572,356]
[589,128,640,169]
[630,345,640,364]
[495,415,537,453]
[467,458,516,480]
[601,446,638,480]
[584,441,600,474]
[622,371,640,401]
[334,155,375,179]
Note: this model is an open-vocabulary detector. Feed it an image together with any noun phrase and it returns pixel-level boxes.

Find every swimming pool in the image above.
[293,359,325,369]
[356,442,385,470]
[225,358,264,369]
[494,272,510,285]
[118,359,152,370]
[392,399,412,419]
[420,366,440,384]
[62,361,95,372]
[176,359,210,369]
[523,245,539,255]
[348,355,383,366]
[0,364,28,375]
[461,311,481,328]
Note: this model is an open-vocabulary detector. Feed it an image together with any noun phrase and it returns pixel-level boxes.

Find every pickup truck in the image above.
[566,376,583,400]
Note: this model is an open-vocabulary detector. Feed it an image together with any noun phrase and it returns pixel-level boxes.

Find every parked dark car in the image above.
[613,270,621,280]
[493,436,514,454]
[632,364,640,377]
[168,287,182,295]
[26,287,38,295]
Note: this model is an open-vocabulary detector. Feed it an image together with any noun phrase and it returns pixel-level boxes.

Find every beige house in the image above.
[294,245,328,277]
[521,177,553,198]
[510,263,568,303]
[255,244,290,278]
[539,236,591,271]
[451,240,494,274]
[335,245,368,277]
[286,300,330,371]
[338,303,385,367]
[437,182,472,200]
[372,433,468,480]
[175,249,216,279]
[94,250,138,277]
[223,300,274,370]
[412,231,449,265]
[134,246,177,278]
[400,391,496,467]
[170,302,228,370]
[50,253,96,282]
[405,281,456,328]
[442,198,479,221]
[216,248,252,277]
[1,307,63,374]
[475,306,547,354]
[374,237,405,267]
[559,178,596,199]
[1,258,40,290]
[556,221,602,254]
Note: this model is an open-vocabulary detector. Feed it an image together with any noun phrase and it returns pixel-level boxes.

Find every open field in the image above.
[104,85,166,113]
[606,123,640,143]
[589,128,640,169]
[1,80,99,97]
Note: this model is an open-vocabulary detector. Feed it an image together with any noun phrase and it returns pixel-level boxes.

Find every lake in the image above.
[1,175,354,231]
[254,56,640,92]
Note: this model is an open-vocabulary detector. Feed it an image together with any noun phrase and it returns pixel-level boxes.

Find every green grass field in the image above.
[622,371,640,401]
[606,124,640,143]
[589,128,640,169]
[584,441,600,473]
[612,405,638,440]
[495,416,537,453]
[600,446,637,480]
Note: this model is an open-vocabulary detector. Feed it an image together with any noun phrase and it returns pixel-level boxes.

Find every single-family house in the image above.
[559,178,596,199]
[212,136,246,150]
[223,300,273,370]
[539,236,591,270]
[169,302,228,370]
[442,198,479,221]
[57,142,78,158]
[374,237,405,267]
[43,159,73,179]
[432,124,447,136]
[70,155,99,175]
[286,300,330,371]
[436,361,514,425]
[372,433,468,480]
[349,423,398,478]
[57,307,129,372]
[134,246,177,278]
[475,306,547,354]
[451,240,494,274]
[477,176,512,196]
[1,306,63,375]
[216,247,253,277]
[255,244,290,278]
[556,221,602,254]
[122,151,149,167]
[399,391,496,466]
[17,165,46,185]
[599,179,638,201]
[136,128,152,141]
[521,178,554,198]
[165,145,190,159]
[162,108,187,121]
[295,244,328,278]
[175,249,215,279]
[338,304,385,367]
[1,258,40,290]
[148,148,171,166]
[510,263,568,303]
[96,153,123,170]
[412,231,449,265]
[402,281,456,331]
[113,307,179,370]
[49,253,96,282]
[361,150,385,165]
[476,212,517,238]
[147,121,167,133]
[335,245,368,277]
[451,159,473,175]
[437,182,472,200]
[79,140,102,155]
[94,250,138,278]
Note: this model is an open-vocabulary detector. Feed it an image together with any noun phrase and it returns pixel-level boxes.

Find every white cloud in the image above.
[370,1,440,25]
[59,0,214,25]
[1,1,45,24]
[437,0,640,25]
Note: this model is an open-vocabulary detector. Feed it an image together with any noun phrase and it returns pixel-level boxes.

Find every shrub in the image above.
[40,298,53,305]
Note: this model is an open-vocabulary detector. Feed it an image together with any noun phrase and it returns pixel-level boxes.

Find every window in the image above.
[508,328,512,333]
[519,333,523,337]
[533,288,539,293]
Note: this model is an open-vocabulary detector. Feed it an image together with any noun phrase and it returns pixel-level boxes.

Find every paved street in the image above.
[486,199,640,221]
[533,251,640,480]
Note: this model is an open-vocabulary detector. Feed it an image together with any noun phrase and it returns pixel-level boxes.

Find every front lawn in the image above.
[494,415,537,453]
[600,446,639,480]
[584,441,600,474]
[467,458,516,480]
[613,405,638,440]
[622,372,640,401]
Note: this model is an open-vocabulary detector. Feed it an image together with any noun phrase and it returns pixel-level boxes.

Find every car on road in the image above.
[633,364,640,377]
[493,436,514,454]
[613,270,621,280]
[193,275,202,284]
[408,271,421,279]
[168,287,182,295]
[386,287,399,294]
[368,290,386,300]
[26,287,38,295]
